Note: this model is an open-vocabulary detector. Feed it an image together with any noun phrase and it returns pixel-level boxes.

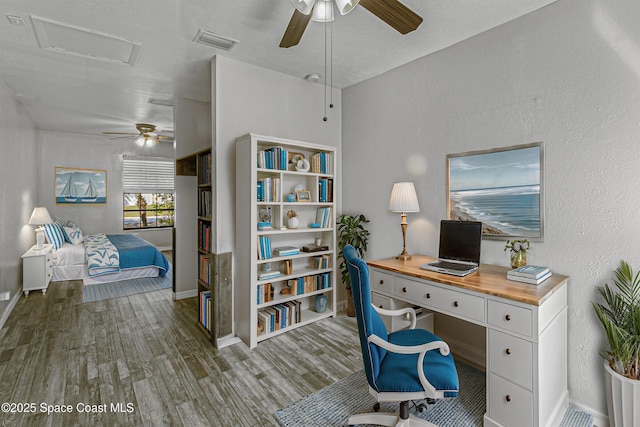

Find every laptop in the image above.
[420,220,482,277]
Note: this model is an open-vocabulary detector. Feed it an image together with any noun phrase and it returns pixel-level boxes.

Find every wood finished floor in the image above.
[0,280,362,426]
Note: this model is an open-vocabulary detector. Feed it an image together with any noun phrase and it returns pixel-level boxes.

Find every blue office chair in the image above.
[344,245,459,427]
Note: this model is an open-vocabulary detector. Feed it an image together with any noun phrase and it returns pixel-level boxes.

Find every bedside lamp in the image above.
[29,207,52,249]
[388,182,420,261]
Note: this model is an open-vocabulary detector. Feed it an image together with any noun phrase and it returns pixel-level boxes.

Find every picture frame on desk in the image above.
[296,190,311,202]
[446,142,544,240]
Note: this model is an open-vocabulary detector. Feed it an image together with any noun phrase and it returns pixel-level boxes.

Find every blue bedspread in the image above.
[106,234,169,277]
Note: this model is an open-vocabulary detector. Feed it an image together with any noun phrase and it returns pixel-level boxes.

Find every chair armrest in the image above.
[368,333,451,395]
[371,304,417,329]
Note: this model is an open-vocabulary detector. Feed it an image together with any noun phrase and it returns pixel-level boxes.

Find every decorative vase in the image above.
[604,361,640,427]
[287,217,299,229]
[285,193,296,203]
[314,293,328,313]
[510,251,527,269]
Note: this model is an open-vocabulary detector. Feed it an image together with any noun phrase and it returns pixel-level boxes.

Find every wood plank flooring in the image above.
[0,280,362,426]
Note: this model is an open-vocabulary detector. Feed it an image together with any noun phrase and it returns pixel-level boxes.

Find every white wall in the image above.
[37,131,175,248]
[0,77,38,325]
[342,0,639,420]
[211,55,342,326]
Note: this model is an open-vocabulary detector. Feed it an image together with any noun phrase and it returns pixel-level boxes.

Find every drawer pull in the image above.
[505,395,511,402]
[454,301,459,307]
[379,305,383,309]
[426,293,431,299]
[402,287,407,293]
[505,348,511,355]
[379,280,384,285]
[505,314,511,321]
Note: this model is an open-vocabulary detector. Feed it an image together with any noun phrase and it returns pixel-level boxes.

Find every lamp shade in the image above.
[312,0,334,22]
[335,0,360,15]
[388,182,420,213]
[290,0,316,15]
[28,207,52,225]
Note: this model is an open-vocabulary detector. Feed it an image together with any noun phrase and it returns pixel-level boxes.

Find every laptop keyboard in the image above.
[432,261,474,271]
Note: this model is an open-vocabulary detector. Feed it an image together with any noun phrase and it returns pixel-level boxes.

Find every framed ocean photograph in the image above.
[446,142,544,239]
[55,167,107,205]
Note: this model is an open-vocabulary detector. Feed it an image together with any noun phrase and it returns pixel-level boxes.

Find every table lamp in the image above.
[29,207,52,249]
[388,182,420,261]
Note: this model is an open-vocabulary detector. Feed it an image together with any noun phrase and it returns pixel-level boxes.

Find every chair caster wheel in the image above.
[373,403,381,412]
[426,398,436,405]
[417,403,427,413]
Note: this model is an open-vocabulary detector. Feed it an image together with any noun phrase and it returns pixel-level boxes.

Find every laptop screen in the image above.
[438,220,482,264]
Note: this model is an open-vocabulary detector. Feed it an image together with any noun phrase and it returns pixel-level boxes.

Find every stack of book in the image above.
[507,265,552,285]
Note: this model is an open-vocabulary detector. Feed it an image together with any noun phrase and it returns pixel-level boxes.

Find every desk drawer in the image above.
[489,329,533,389]
[394,277,485,323]
[488,373,533,427]
[488,300,533,337]
[371,269,394,294]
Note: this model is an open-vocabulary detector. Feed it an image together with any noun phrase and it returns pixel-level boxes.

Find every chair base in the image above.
[347,412,437,427]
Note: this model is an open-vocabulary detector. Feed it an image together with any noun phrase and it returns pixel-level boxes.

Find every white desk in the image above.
[368,256,569,427]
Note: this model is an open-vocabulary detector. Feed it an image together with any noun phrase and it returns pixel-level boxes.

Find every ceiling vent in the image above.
[31,15,142,66]
[193,29,238,51]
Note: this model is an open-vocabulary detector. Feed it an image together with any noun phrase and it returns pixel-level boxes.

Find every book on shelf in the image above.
[199,291,212,331]
[311,255,331,269]
[258,270,281,280]
[508,265,550,279]
[273,246,300,256]
[315,207,332,228]
[258,146,289,171]
[507,271,552,285]
[257,177,280,202]
[257,282,274,304]
[302,244,329,253]
[258,236,272,259]
[257,221,272,230]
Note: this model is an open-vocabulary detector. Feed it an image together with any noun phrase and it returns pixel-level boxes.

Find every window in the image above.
[123,157,175,229]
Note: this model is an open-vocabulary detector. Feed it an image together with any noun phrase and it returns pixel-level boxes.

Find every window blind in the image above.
[122,157,175,193]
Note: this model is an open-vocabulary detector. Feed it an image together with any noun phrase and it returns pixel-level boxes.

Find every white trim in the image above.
[173,289,197,300]
[0,290,21,331]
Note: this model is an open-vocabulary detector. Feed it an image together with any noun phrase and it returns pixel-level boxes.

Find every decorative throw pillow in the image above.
[43,223,65,250]
[51,217,66,228]
[63,226,84,246]
[66,220,79,228]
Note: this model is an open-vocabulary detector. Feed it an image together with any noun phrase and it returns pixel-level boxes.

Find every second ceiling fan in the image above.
[280,0,423,48]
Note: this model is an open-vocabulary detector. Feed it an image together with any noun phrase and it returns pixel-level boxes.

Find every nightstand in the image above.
[21,244,53,296]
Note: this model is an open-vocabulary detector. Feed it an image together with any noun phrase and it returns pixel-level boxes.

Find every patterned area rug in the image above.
[82,270,171,303]
[275,361,593,427]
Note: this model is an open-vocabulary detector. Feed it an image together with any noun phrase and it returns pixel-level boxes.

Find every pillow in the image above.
[51,217,65,228]
[66,220,79,228]
[43,223,65,250]
[63,226,84,246]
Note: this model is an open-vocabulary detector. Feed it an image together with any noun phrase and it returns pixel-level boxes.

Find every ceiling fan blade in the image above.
[359,0,423,34]
[103,132,139,135]
[280,9,313,48]
[108,135,136,140]
[157,135,174,141]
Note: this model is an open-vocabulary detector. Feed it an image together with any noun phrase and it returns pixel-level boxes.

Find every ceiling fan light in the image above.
[290,0,316,15]
[335,0,360,15]
[311,0,334,22]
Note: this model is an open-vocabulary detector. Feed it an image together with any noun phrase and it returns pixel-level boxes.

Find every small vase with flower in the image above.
[504,239,530,269]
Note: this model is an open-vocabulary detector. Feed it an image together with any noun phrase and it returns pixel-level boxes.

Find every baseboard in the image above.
[0,290,21,331]
[569,399,608,427]
[337,299,347,312]
[217,334,241,349]
[157,246,172,252]
[173,289,198,300]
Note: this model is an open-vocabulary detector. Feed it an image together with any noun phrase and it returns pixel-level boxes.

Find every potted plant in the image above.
[504,239,531,269]
[592,260,640,427]
[337,214,370,317]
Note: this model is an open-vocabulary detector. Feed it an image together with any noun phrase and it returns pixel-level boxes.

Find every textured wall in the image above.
[342,0,640,419]
[0,77,38,324]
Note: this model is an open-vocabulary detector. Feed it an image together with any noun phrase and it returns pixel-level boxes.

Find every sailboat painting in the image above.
[55,167,107,205]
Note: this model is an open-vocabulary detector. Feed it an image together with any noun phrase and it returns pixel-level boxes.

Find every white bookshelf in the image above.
[235,133,337,348]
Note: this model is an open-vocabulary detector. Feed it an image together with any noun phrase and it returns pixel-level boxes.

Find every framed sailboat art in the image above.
[55,167,107,205]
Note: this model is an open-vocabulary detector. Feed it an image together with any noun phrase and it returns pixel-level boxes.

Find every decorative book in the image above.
[508,265,550,279]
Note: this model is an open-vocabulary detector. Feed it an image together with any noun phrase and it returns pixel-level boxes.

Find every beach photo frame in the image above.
[55,167,107,205]
[446,142,544,240]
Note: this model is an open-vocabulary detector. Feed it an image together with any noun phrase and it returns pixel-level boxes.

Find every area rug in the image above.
[274,361,594,427]
[82,270,171,303]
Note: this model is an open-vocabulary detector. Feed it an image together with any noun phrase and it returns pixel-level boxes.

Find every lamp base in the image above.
[35,228,45,249]
[395,250,412,261]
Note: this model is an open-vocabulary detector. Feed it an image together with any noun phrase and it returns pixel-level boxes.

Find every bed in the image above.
[49,228,169,284]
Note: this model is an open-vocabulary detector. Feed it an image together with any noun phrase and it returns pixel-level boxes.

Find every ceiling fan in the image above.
[280,0,423,48]
[103,123,174,147]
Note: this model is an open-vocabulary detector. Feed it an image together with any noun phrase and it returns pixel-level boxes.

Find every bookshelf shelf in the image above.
[235,133,337,348]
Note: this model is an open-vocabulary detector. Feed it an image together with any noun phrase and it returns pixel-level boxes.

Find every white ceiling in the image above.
[0,0,558,137]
